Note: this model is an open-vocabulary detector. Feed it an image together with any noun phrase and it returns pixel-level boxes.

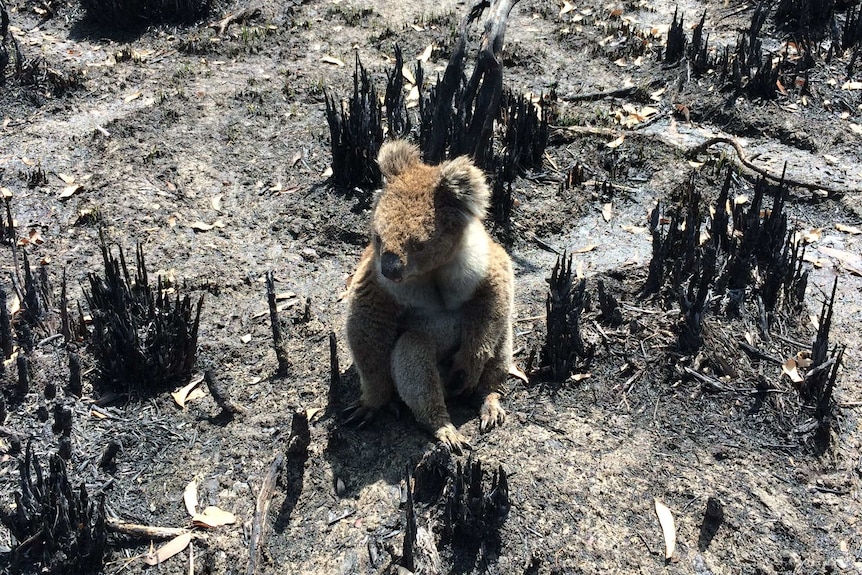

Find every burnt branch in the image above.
[266,271,289,375]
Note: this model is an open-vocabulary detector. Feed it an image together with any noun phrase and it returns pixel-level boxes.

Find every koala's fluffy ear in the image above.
[378,140,421,179]
[440,155,490,219]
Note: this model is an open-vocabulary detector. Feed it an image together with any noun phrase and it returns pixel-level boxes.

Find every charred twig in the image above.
[204,370,246,415]
[328,331,340,408]
[0,286,13,359]
[247,454,284,575]
[266,271,289,374]
[683,366,733,392]
[561,85,639,102]
[106,518,191,540]
[402,466,417,572]
[213,4,261,35]
[738,341,782,364]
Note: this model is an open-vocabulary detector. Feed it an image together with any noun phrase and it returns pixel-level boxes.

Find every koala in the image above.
[345,140,514,453]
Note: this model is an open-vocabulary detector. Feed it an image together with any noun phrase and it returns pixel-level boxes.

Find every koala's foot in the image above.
[435,423,472,455]
[342,401,378,428]
[479,392,506,433]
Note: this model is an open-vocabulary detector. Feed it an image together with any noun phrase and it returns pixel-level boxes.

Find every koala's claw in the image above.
[342,402,377,428]
[435,424,472,455]
[479,394,506,433]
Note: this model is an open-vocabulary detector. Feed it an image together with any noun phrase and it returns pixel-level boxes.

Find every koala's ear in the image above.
[440,156,490,219]
[378,140,421,179]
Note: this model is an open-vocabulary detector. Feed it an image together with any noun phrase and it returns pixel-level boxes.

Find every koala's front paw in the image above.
[435,424,472,455]
[479,392,506,433]
[342,401,378,428]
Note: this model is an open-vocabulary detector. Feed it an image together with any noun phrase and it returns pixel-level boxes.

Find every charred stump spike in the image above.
[0,285,13,358]
[266,271,289,374]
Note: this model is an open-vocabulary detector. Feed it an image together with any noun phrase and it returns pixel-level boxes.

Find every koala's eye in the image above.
[410,240,426,253]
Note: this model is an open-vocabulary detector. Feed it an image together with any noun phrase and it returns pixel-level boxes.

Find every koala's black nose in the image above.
[380,251,404,281]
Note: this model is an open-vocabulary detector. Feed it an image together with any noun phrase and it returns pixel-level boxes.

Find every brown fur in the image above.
[345,140,514,452]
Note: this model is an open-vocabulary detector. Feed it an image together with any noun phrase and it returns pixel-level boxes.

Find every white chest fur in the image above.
[380,220,490,312]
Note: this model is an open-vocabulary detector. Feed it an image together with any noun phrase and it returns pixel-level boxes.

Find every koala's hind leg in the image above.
[477,345,510,432]
[392,331,470,453]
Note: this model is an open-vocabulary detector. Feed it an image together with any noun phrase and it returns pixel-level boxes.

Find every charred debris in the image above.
[401,454,510,572]
[325,0,553,232]
[664,0,862,99]
[84,232,203,394]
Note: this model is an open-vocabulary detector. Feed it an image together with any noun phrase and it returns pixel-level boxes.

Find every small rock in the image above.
[301,247,319,261]
[335,477,346,496]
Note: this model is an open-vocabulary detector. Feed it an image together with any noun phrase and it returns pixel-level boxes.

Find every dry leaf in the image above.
[841,81,862,90]
[183,480,198,517]
[417,44,433,63]
[782,358,804,383]
[124,91,142,103]
[509,363,529,384]
[655,499,676,560]
[575,244,597,253]
[606,135,625,148]
[406,85,419,102]
[622,224,649,234]
[818,246,862,276]
[143,532,192,566]
[189,220,225,232]
[570,373,591,381]
[1,187,12,199]
[835,223,862,235]
[59,184,82,199]
[192,506,237,528]
[401,65,416,85]
[28,229,44,245]
[560,1,575,16]
[602,203,613,222]
[794,228,821,244]
[58,173,75,184]
[276,291,297,301]
[650,87,666,101]
[210,194,223,211]
[171,377,204,408]
[240,333,252,344]
[321,55,345,66]
[795,351,813,368]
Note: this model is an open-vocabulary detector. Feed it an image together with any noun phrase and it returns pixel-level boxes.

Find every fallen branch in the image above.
[213,4,262,36]
[552,128,862,196]
[561,85,641,102]
[106,518,191,540]
[247,453,284,575]
[686,136,858,196]
[683,366,734,392]
[204,370,247,416]
[266,271,289,375]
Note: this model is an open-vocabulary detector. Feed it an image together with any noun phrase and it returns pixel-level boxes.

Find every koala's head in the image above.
[370,140,490,284]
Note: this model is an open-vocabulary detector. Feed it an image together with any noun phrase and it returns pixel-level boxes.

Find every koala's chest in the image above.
[400,306,463,356]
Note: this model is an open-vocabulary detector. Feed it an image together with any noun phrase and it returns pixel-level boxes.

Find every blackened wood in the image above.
[204,370,246,415]
[16,354,29,394]
[247,453,284,575]
[0,285,12,358]
[266,271,289,374]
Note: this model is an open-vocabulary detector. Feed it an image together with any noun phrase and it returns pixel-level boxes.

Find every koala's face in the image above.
[371,141,490,284]
[372,169,462,283]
